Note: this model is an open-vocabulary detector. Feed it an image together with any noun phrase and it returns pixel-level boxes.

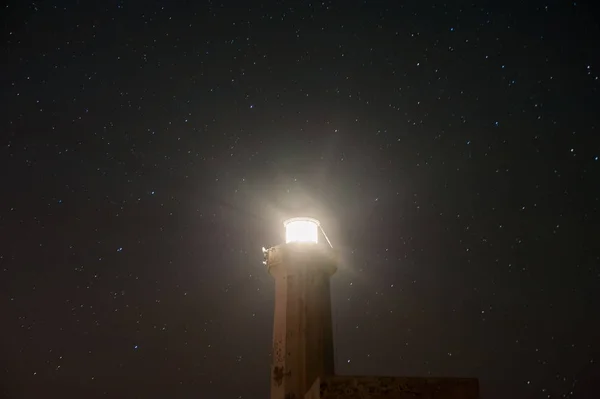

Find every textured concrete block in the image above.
[317,375,479,399]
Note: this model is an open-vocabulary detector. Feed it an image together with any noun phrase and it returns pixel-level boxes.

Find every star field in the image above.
[1,1,599,398]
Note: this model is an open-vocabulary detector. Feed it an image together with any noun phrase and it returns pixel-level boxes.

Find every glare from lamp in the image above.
[284,217,320,244]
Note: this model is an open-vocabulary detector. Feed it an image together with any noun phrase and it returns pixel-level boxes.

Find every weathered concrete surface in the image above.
[267,243,339,399]
[317,375,479,399]
[305,377,321,399]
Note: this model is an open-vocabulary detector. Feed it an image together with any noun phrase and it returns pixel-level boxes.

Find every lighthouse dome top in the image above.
[283,217,320,244]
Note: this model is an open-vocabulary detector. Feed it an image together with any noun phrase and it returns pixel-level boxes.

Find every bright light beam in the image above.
[284,217,320,244]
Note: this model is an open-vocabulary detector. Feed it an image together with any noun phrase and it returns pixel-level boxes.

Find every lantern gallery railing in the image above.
[261,216,334,264]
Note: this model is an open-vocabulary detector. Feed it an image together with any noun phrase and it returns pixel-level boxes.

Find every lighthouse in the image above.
[263,217,338,399]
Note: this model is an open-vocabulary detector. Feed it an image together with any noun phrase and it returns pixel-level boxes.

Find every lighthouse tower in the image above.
[263,217,338,399]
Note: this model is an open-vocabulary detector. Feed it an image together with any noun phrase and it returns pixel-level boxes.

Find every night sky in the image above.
[1,1,599,398]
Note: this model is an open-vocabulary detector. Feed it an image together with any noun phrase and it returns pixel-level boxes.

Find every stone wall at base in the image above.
[315,375,479,399]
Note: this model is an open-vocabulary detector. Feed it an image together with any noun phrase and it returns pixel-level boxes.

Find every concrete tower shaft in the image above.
[265,241,338,399]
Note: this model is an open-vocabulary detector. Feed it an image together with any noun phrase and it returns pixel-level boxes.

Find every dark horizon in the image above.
[1,0,599,398]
